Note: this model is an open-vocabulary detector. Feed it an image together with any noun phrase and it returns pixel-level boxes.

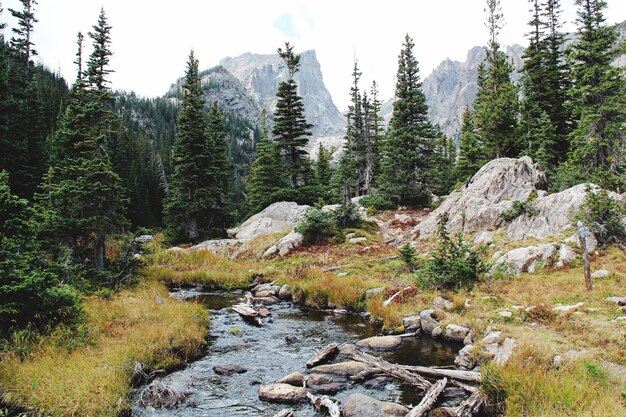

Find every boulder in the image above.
[431,325,443,338]
[356,335,403,351]
[606,296,626,306]
[491,243,557,276]
[263,231,303,258]
[276,372,304,387]
[498,311,513,318]
[342,393,409,417]
[313,361,370,378]
[556,244,577,268]
[258,383,307,403]
[366,287,386,298]
[394,213,413,224]
[455,344,478,370]
[474,231,494,245]
[419,309,441,335]
[278,284,292,300]
[228,202,310,240]
[564,232,598,253]
[416,157,547,237]
[134,234,154,244]
[591,270,611,279]
[552,302,584,312]
[489,338,517,365]
[349,237,368,244]
[433,296,454,311]
[213,365,247,376]
[507,184,622,241]
[402,315,421,331]
[189,238,243,255]
[444,324,470,342]
[306,373,348,394]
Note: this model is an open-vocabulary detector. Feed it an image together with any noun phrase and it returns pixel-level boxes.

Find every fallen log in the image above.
[232,303,263,326]
[398,331,420,339]
[306,392,341,417]
[306,343,339,368]
[406,377,448,417]
[383,286,413,307]
[344,345,431,390]
[272,410,294,417]
[400,365,482,383]
[449,379,479,393]
[455,390,483,417]
[350,367,384,382]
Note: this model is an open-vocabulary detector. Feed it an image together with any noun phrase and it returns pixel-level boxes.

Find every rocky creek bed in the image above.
[132,289,468,417]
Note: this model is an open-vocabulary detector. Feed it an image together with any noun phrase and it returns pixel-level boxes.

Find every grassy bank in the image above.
[0,282,208,416]
[141,235,626,416]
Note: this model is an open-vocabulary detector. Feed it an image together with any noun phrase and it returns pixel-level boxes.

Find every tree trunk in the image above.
[95,230,106,271]
[187,217,199,241]
[406,377,448,417]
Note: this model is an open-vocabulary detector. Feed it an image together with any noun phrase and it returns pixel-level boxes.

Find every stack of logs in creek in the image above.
[263,342,485,417]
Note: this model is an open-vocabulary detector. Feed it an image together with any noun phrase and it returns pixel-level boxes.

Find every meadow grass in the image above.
[0,282,208,416]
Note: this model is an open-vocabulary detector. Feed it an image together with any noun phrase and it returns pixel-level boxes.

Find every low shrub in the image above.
[499,192,539,226]
[575,187,626,246]
[358,195,396,212]
[296,204,364,244]
[398,243,417,271]
[417,213,488,290]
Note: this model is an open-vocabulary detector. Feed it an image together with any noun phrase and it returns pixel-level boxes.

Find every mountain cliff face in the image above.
[220,50,346,141]
[422,44,525,136]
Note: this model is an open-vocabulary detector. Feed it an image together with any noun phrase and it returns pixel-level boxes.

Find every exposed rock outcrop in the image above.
[228,202,310,240]
[263,231,304,258]
[417,157,547,237]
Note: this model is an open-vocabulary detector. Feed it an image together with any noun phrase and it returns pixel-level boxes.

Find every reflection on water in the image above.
[133,291,462,417]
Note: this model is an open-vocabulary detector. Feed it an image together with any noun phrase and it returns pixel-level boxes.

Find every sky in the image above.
[2,0,625,111]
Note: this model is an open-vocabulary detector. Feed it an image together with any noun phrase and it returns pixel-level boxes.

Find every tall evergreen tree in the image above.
[204,101,234,236]
[364,81,384,194]
[8,0,37,66]
[519,0,571,173]
[381,34,438,206]
[38,10,126,272]
[246,111,286,214]
[473,0,519,158]
[272,42,312,187]
[454,108,486,184]
[164,51,216,242]
[559,0,626,190]
[87,8,113,93]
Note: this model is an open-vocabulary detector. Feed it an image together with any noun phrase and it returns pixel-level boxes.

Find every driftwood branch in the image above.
[306,343,339,368]
[306,392,341,417]
[406,377,448,417]
[383,286,413,307]
[272,410,294,417]
[455,390,484,417]
[400,365,482,383]
[344,345,431,391]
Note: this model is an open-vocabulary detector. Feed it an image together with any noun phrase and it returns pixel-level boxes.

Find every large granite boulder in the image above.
[491,243,557,276]
[258,383,307,403]
[263,231,304,258]
[228,202,310,240]
[416,157,546,237]
[506,184,622,241]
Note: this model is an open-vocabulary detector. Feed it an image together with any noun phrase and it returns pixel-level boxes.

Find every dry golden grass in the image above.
[144,248,255,289]
[0,282,208,416]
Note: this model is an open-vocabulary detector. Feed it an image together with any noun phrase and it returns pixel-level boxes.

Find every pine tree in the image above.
[364,81,384,194]
[560,0,626,190]
[8,0,37,65]
[87,8,113,93]
[1,171,81,334]
[246,111,286,214]
[454,108,486,184]
[473,0,519,159]
[519,0,571,173]
[204,101,234,236]
[272,42,312,187]
[164,51,214,242]
[39,10,126,272]
[381,34,438,206]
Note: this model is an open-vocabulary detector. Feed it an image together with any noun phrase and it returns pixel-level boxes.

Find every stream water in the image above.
[132,290,462,416]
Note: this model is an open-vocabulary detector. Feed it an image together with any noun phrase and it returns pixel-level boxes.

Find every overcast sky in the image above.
[2,0,625,110]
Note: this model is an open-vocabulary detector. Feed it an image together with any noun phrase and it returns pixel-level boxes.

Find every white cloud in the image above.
[1,0,624,110]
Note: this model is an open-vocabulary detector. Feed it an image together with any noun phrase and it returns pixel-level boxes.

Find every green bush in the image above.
[417,213,488,290]
[398,243,417,271]
[499,192,539,226]
[576,187,626,246]
[296,204,365,244]
[295,208,338,244]
[358,194,396,212]
[334,204,363,229]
